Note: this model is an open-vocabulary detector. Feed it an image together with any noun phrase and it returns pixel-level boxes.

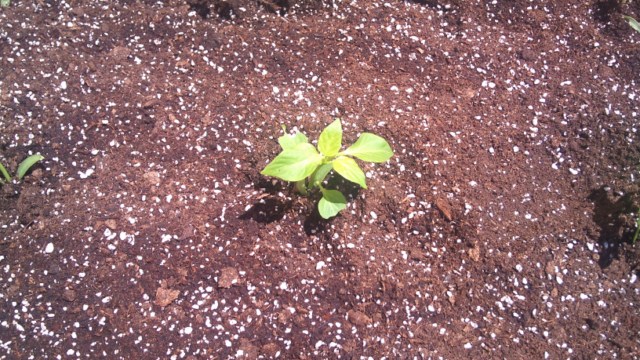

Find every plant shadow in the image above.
[588,186,638,268]
[238,197,291,223]
[238,177,291,224]
[239,172,362,232]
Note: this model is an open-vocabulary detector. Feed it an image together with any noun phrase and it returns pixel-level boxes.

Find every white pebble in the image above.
[515,264,523,272]
[316,261,326,270]
[60,81,67,90]
[183,326,193,335]
[78,168,94,179]
[44,243,54,254]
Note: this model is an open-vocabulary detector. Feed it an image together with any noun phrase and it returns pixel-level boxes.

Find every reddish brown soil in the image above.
[1,0,640,359]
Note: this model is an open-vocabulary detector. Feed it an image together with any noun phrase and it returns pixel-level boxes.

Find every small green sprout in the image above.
[0,154,45,184]
[624,15,640,33]
[261,119,393,219]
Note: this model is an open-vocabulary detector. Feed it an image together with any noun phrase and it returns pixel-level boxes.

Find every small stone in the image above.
[435,198,453,221]
[154,287,180,307]
[183,326,193,335]
[545,262,556,276]
[447,292,456,305]
[143,171,161,186]
[218,267,239,288]
[110,46,131,61]
[44,243,54,254]
[467,247,480,262]
[62,289,77,302]
[347,309,372,326]
[104,219,117,230]
[520,49,536,61]
[261,343,279,358]
[238,338,259,359]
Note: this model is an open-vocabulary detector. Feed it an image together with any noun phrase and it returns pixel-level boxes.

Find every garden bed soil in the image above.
[1,0,640,358]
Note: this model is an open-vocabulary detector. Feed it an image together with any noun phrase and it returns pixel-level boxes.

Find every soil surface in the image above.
[1,0,640,359]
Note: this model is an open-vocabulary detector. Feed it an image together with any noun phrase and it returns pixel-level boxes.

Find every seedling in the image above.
[0,154,44,184]
[261,119,393,219]
[624,15,640,33]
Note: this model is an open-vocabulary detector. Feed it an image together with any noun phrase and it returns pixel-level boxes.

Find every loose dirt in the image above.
[1,0,639,358]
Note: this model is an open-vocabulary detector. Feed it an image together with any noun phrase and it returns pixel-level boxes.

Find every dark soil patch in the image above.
[1,0,640,359]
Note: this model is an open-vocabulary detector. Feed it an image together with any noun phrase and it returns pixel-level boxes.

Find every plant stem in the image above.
[294,179,307,195]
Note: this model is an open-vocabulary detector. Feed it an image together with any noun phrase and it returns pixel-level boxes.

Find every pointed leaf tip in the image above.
[16,154,44,180]
[343,133,393,163]
[318,119,343,157]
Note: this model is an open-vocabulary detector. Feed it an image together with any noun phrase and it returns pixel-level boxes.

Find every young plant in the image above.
[261,119,393,219]
[0,154,45,184]
[624,15,640,33]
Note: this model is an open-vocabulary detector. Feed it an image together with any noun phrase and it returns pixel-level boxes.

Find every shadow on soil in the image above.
[239,173,361,236]
[589,186,639,268]
[593,0,621,23]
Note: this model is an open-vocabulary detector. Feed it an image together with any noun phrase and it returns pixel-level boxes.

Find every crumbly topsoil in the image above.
[1,0,639,359]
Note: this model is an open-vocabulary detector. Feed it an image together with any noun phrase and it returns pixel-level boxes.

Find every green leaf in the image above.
[0,162,10,182]
[318,189,347,219]
[0,0,10,7]
[624,16,640,34]
[278,131,308,150]
[16,154,44,180]
[261,143,322,182]
[342,133,393,163]
[317,119,342,156]
[332,156,367,189]
[310,163,332,188]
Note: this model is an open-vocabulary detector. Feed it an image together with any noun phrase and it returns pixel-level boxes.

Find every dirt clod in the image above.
[347,309,372,326]
[218,267,240,288]
[62,289,77,302]
[154,287,180,308]
[1,1,639,359]
[434,198,453,221]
